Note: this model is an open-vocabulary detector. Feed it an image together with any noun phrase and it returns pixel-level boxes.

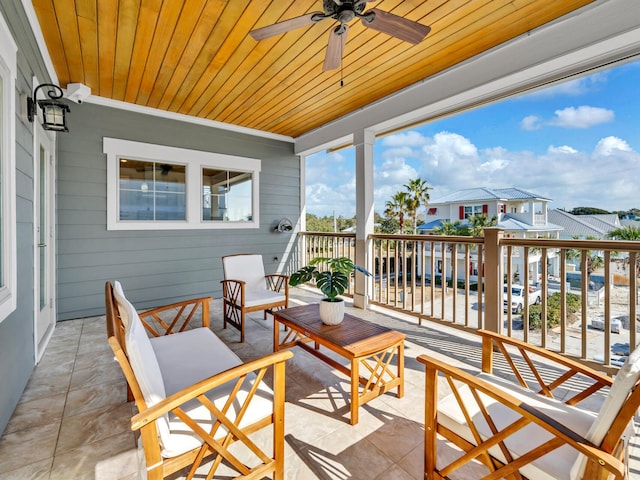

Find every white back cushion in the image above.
[570,343,640,478]
[223,254,266,293]
[112,281,167,405]
[112,280,130,329]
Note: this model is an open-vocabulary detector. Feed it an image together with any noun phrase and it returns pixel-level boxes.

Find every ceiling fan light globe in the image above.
[337,10,355,24]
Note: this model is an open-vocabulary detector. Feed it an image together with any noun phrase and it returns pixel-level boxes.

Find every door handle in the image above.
[37,243,47,247]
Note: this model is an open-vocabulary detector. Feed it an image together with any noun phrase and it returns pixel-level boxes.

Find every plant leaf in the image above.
[289,265,317,286]
[315,271,349,301]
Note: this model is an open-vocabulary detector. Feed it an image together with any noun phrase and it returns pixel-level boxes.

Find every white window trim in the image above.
[104,137,261,230]
[0,12,17,323]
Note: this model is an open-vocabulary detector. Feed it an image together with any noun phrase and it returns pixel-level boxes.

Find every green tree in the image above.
[378,217,400,234]
[528,292,581,329]
[608,225,640,240]
[433,220,469,236]
[467,214,498,237]
[384,191,409,233]
[566,235,604,285]
[608,225,640,276]
[570,207,610,215]
[404,178,432,234]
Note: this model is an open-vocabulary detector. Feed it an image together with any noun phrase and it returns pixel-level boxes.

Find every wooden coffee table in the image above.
[273,304,405,425]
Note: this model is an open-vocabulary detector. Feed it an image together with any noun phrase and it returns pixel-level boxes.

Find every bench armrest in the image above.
[139,296,212,336]
[418,353,625,480]
[477,329,613,405]
[132,349,293,429]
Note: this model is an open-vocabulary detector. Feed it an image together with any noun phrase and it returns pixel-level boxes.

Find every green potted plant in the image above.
[289,256,372,325]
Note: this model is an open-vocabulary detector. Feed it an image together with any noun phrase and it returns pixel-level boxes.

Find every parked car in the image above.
[503,284,541,314]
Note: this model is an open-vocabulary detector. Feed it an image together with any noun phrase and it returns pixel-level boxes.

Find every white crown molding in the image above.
[85,94,294,143]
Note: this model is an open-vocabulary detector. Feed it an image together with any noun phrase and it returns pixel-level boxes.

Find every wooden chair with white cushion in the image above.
[221,254,289,342]
[418,329,640,480]
[105,281,292,480]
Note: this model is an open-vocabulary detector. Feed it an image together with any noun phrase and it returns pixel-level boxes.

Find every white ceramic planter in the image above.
[319,298,344,325]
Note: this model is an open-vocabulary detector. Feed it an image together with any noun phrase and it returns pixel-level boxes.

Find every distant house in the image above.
[547,209,621,239]
[417,187,563,283]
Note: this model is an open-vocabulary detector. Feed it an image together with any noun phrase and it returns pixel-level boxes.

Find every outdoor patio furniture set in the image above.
[105,253,640,479]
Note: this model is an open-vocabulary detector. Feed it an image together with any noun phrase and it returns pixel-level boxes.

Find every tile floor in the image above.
[0,289,638,479]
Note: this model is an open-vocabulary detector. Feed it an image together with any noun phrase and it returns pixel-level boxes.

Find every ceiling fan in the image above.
[249,0,431,71]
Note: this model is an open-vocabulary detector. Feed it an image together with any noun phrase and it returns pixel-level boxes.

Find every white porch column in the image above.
[354,129,375,309]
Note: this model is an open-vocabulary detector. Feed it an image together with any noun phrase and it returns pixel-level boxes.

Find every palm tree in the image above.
[433,220,468,236]
[404,178,432,233]
[384,191,409,233]
[566,235,604,285]
[608,225,640,276]
[467,214,498,237]
[608,225,640,241]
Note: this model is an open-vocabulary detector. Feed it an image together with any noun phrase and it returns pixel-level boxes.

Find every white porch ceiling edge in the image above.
[295,0,640,156]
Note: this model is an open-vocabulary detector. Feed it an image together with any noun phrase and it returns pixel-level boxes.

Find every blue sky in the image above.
[306,59,640,218]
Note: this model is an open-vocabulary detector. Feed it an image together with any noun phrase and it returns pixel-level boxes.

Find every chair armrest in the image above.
[131,350,294,429]
[265,274,289,294]
[417,354,626,480]
[477,329,613,405]
[139,296,212,335]
[221,279,246,305]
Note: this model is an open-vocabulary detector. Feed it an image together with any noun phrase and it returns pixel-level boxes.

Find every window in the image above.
[119,159,186,221]
[104,138,260,230]
[0,13,16,323]
[463,205,483,219]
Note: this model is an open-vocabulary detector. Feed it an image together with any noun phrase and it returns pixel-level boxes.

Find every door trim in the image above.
[33,114,56,363]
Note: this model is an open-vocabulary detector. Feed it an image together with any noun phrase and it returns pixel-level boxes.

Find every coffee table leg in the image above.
[350,357,359,425]
[397,342,404,398]
[273,317,280,352]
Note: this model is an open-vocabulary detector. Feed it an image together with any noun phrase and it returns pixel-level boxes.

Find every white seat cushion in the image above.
[244,290,286,308]
[437,372,597,480]
[150,328,274,458]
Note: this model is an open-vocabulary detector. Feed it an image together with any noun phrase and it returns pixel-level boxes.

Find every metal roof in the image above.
[431,187,551,204]
[546,209,618,238]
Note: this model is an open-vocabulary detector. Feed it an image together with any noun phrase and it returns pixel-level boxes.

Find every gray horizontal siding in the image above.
[56,102,300,320]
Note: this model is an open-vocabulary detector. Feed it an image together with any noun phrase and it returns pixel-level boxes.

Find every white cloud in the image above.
[593,136,632,156]
[520,115,542,131]
[381,131,428,147]
[549,106,614,128]
[548,145,578,154]
[305,130,640,217]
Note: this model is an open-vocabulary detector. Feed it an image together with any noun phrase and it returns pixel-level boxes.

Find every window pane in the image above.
[202,168,252,222]
[119,159,186,221]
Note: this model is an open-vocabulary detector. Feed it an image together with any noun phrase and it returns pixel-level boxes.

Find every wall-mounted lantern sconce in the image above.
[27,83,70,132]
[274,217,293,233]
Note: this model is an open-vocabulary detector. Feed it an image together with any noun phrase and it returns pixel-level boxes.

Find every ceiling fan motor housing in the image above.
[324,0,367,24]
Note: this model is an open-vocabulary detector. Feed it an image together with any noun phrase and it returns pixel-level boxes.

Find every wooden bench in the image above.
[105,281,293,480]
[418,329,639,480]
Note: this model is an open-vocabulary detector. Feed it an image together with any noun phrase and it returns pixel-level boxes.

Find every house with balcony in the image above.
[0,1,639,478]
[418,187,563,283]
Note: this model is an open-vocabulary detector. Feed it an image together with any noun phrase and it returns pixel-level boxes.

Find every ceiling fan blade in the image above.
[362,8,431,44]
[323,24,349,71]
[250,12,323,41]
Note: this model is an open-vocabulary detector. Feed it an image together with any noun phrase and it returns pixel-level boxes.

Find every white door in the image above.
[34,124,55,362]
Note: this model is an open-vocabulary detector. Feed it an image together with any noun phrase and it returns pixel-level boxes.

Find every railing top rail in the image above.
[369,233,485,245]
[298,232,355,238]
[502,237,640,252]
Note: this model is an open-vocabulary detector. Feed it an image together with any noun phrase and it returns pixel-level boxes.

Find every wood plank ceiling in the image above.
[33,0,595,138]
